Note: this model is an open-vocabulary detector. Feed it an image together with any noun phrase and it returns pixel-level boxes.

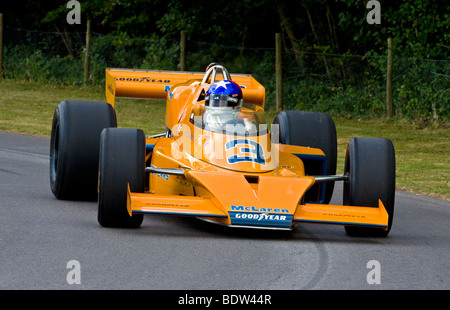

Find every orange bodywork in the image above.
[107,68,388,230]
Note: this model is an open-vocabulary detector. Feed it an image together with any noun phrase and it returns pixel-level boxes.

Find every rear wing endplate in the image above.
[105,68,265,107]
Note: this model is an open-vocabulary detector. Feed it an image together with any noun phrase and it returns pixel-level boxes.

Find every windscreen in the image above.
[191,103,267,136]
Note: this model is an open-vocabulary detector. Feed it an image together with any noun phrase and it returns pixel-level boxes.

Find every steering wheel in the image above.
[201,63,232,84]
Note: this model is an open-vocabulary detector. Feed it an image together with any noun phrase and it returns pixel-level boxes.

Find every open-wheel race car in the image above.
[50,63,395,237]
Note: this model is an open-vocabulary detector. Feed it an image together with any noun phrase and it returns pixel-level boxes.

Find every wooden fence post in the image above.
[180,30,186,71]
[0,13,3,79]
[84,19,91,86]
[386,37,393,118]
[276,33,283,111]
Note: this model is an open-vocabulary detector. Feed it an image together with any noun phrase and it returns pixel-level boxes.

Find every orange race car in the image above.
[50,63,395,237]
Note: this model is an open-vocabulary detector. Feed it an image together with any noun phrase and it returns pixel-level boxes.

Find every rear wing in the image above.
[105,68,265,108]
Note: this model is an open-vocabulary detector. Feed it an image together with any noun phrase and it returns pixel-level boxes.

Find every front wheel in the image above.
[98,128,145,228]
[343,137,396,237]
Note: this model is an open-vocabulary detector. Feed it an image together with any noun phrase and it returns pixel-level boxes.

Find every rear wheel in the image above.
[98,128,145,228]
[50,100,116,200]
[273,110,337,204]
[344,137,396,237]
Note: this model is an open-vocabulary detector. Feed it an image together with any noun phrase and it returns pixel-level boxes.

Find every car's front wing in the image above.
[127,185,388,231]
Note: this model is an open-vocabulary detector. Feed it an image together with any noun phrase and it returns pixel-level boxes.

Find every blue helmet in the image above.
[206,80,243,108]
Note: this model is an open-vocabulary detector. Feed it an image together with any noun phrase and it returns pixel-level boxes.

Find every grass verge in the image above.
[1,79,448,200]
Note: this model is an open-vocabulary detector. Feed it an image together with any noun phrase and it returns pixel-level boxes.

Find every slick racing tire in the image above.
[98,128,145,228]
[273,110,337,204]
[50,100,117,201]
[343,137,396,237]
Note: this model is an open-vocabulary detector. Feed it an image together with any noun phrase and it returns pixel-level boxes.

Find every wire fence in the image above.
[2,26,449,121]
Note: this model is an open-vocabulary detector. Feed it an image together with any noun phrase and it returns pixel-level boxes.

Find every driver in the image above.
[205,79,243,108]
[203,80,246,133]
